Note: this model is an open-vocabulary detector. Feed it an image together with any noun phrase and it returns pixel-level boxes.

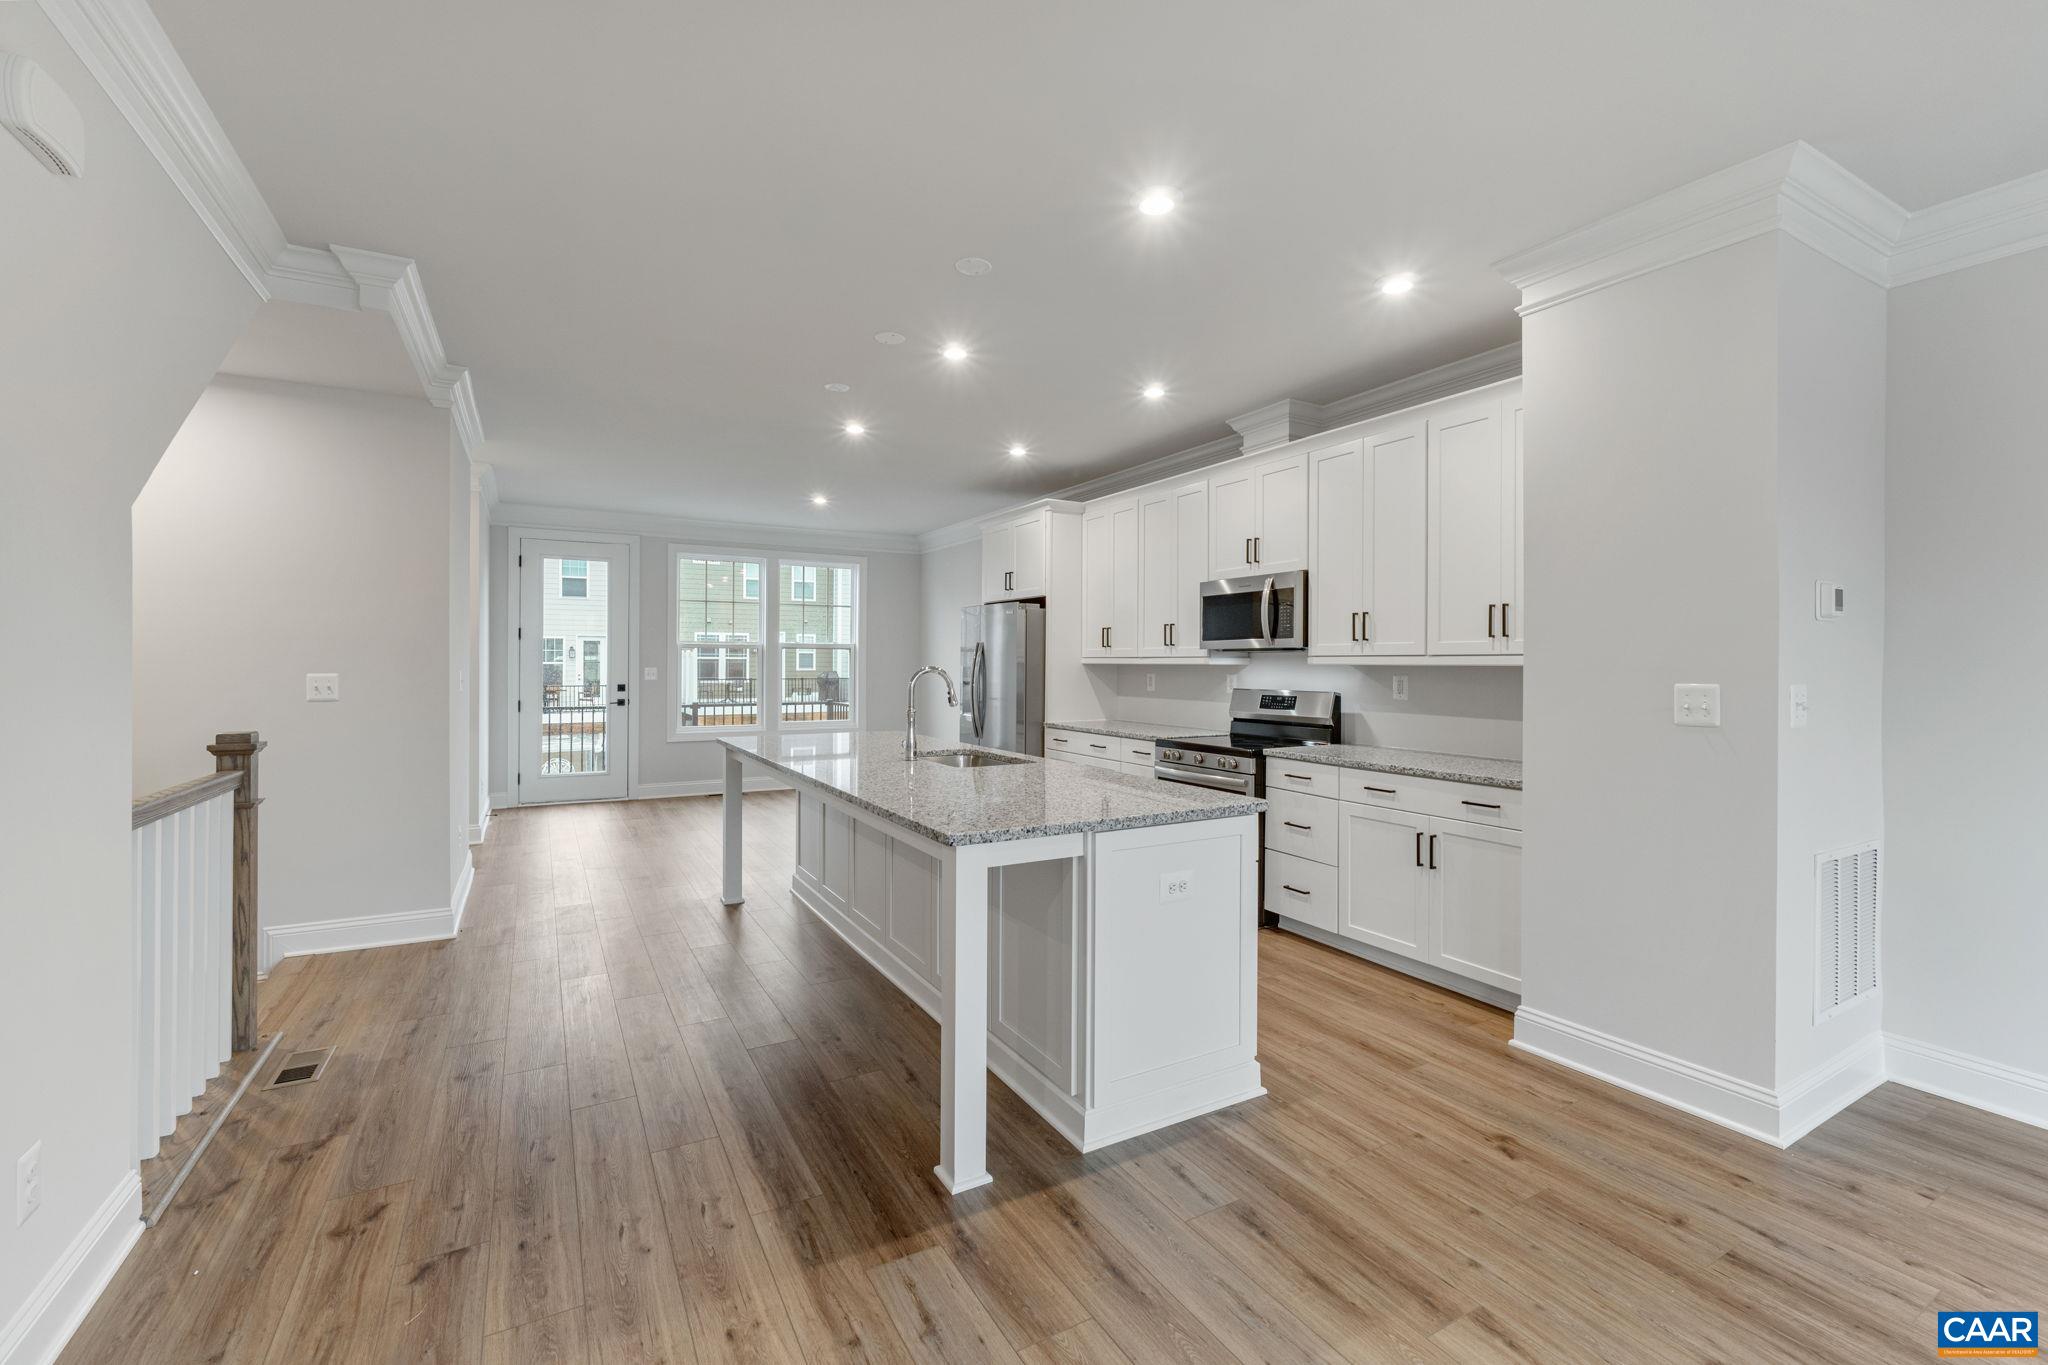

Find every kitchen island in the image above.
[720,732,1265,1194]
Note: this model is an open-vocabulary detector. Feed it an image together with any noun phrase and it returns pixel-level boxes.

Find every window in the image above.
[676,557,764,729]
[581,638,603,691]
[560,560,589,598]
[542,637,565,688]
[778,561,857,726]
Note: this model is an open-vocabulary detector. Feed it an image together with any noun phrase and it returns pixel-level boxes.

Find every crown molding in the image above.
[1497,140,2048,312]
[1228,398,1331,454]
[1320,342,1523,426]
[37,0,486,453]
[491,501,923,556]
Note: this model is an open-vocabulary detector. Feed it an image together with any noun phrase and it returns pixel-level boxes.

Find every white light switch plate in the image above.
[16,1141,41,1227]
[1789,684,1809,729]
[1673,683,1720,727]
[643,666,658,682]
[306,673,340,702]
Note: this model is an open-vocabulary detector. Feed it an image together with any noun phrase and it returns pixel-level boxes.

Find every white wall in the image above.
[1884,244,2048,1082]
[134,378,466,953]
[0,5,258,1348]
[1520,236,1786,1089]
[489,520,923,799]
[917,538,984,740]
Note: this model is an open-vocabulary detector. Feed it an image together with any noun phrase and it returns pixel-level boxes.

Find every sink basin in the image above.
[921,750,1029,769]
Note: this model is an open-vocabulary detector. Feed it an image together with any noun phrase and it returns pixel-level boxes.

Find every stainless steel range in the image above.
[1153,689,1341,923]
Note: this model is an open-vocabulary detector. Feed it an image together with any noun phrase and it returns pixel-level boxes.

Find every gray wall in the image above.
[1884,244,2048,1078]
[135,378,466,939]
[0,3,258,1335]
[917,538,985,739]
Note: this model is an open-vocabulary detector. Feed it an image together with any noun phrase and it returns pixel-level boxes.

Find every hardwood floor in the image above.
[61,791,2048,1364]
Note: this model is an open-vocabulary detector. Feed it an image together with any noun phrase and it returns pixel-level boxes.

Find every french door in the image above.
[518,537,632,803]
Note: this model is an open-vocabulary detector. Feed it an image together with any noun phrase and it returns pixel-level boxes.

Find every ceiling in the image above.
[154,0,2048,534]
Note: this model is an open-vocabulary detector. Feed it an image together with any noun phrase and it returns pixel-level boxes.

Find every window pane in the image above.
[781,647,851,722]
[678,555,764,729]
[778,563,857,644]
[540,559,611,773]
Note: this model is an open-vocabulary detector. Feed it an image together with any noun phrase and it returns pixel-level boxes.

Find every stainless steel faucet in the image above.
[904,665,957,758]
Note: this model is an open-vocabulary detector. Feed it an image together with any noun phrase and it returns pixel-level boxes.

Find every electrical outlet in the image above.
[1673,683,1721,728]
[1159,870,1193,902]
[1145,673,1156,692]
[643,666,658,682]
[16,1141,41,1227]
[305,673,340,702]
[1391,675,1410,702]
[1789,683,1809,729]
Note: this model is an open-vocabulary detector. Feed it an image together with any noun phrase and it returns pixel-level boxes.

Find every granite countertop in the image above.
[1268,744,1523,791]
[1044,719,1218,742]
[721,732,1264,846]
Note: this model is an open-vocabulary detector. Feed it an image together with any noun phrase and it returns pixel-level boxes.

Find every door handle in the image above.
[1428,834,1438,870]
[613,697,628,707]
[1488,604,1498,638]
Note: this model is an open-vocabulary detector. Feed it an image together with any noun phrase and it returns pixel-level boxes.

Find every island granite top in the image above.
[720,732,1264,847]
[1267,743,1522,791]
[1044,719,1219,742]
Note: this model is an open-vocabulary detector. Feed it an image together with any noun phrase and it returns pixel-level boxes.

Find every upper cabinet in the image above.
[982,507,1050,601]
[1080,499,1140,657]
[1208,449,1308,577]
[1427,395,1519,656]
[1138,481,1207,656]
[1307,421,1427,658]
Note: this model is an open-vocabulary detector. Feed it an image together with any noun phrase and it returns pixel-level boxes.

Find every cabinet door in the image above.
[1364,420,1428,656]
[1010,510,1047,599]
[1138,490,1178,656]
[1339,804,1430,961]
[1307,439,1364,657]
[1250,451,1308,572]
[1171,483,1208,655]
[1506,401,1524,655]
[1430,818,1521,991]
[1109,500,1141,656]
[1080,507,1115,657]
[1208,467,1256,576]
[981,524,1013,601]
[1428,399,1509,654]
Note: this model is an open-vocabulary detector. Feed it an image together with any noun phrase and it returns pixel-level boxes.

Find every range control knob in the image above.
[1217,756,1239,771]
[1161,748,1181,762]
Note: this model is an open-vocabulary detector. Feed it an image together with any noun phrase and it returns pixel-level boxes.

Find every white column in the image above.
[722,749,745,905]
[934,844,994,1194]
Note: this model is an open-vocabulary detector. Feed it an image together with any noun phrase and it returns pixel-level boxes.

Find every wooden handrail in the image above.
[131,771,245,830]
[206,732,266,1051]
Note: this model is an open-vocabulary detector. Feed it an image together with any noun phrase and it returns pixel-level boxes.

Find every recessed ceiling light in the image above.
[1008,443,1029,458]
[1141,382,1166,401]
[941,342,969,363]
[824,382,850,393]
[954,257,993,276]
[1137,187,1178,217]
[842,421,866,436]
[874,331,906,345]
[1379,272,1417,296]
[811,493,829,506]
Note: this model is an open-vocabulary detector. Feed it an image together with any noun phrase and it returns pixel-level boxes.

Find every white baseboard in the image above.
[630,775,787,800]
[448,851,475,936]
[1886,1033,2048,1131]
[0,1171,143,1365]
[467,805,491,846]
[1512,1008,1789,1144]
[488,789,511,810]
[261,901,460,971]
[1273,917,1520,1012]
[1777,1034,1888,1145]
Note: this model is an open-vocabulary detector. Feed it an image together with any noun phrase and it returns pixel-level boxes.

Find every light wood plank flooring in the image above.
[61,791,2048,1364]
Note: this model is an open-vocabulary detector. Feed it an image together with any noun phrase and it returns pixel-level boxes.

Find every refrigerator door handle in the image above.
[970,641,987,737]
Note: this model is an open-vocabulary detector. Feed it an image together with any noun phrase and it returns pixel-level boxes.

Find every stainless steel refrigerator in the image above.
[959,601,1046,755]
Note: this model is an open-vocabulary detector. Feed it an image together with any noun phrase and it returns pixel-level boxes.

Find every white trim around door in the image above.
[509,531,639,805]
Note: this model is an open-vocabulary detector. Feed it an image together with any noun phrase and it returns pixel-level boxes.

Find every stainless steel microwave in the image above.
[1199,570,1307,650]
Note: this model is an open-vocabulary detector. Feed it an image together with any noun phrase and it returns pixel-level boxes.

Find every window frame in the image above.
[559,559,590,598]
[672,554,767,736]
[669,547,863,742]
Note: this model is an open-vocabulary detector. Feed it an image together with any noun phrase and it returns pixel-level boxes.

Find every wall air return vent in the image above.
[1,52,84,177]
[1815,841,1880,1023]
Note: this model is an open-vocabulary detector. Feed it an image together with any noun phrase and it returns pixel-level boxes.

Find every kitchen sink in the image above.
[921,750,1029,768]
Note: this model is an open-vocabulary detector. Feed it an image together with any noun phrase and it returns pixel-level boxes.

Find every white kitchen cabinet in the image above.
[982,507,1049,601]
[1208,449,1307,577]
[1081,500,1140,658]
[1338,803,1431,960]
[1428,397,1517,655]
[1307,420,1427,658]
[1137,481,1207,657]
[1430,818,1522,992]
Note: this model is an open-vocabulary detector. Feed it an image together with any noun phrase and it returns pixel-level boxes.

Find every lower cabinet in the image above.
[1266,779,1522,996]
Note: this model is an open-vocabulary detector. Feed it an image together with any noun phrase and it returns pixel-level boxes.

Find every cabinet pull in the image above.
[1502,601,1511,639]
[1281,884,1310,896]
[1365,785,1396,794]
[1089,743,1107,750]
[1350,611,1359,642]
[1488,604,1498,638]
[1461,799,1502,811]
[1253,536,1262,563]
[1282,772,1311,782]
[1282,820,1312,831]
[1168,623,1176,646]
[1050,737,1068,745]
[1428,834,1438,869]
[1361,610,1370,642]
[1244,537,1252,564]
[1415,832,1425,867]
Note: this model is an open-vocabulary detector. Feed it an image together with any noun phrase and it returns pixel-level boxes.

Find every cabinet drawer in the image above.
[1339,770,1522,829]
[1118,740,1159,766]
[1044,729,1092,757]
[1265,851,1338,931]
[1266,759,1340,800]
[1263,789,1338,867]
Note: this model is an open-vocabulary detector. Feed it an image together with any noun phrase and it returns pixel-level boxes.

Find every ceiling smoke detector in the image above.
[824,382,851,392]
[873,331,906,345]
[1,53,84,177]
[954,257,994,276]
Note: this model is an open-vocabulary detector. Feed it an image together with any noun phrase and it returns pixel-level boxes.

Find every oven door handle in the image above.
[1152,764,1256,795]
[1257,576,1275,643]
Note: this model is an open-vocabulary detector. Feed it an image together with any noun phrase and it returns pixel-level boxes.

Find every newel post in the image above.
[207,731,266,1051]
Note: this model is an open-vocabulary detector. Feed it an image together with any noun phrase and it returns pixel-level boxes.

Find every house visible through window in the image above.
[542,636,565,688]
[676,556,764,729]
[582,638,603,691]
[676,553,858,734]
[743,563,761,600]
[790,566,818,601]
[560,560,589,598]
[779,561,857,726]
